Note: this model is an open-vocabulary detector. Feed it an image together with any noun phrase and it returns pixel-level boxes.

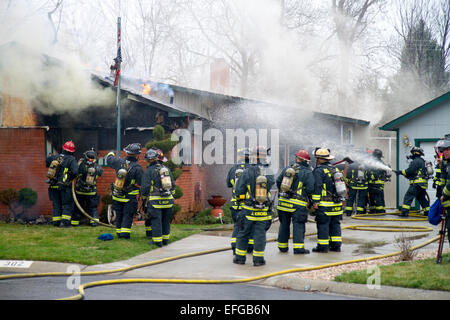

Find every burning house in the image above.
[0,42,377,221]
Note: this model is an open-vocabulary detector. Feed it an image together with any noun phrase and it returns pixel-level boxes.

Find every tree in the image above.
[185,0,259,96]
[330,0,385,108]
[400,19,448,92]
[388,16,449,117]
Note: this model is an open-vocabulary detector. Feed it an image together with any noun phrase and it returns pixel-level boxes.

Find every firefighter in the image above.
[393,147,430,217]
[141,148,176,247]
[106,143,144,239]
[367,149,389,214]
[233,146,275,266]
[46,140,79,227]
[72,149,103,226]
[226,148,252,254]
[437,139,450,248]
[276,149,314,254]
[433,139,449,199]
[344,160,368,216]
[311,148,344,253]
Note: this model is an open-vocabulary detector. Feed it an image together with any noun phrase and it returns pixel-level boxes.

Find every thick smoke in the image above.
[0,3,115,116]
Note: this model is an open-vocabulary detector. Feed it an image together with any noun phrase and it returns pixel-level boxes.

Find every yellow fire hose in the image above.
[61,234,440,300]
[71,179,116,228]
[0,191,442,300]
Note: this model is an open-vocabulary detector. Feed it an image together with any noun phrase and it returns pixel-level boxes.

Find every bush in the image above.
[18,188,38,209]
[173,185,183,199]
[145,125,178,153]
[0,187,38,223]
[192,203,233,225]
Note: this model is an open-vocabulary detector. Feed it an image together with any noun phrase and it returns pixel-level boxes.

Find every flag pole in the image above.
[115,16,122,159]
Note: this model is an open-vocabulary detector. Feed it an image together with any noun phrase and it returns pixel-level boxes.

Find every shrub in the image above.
[18,188,38,209]
[192,203,233,225]
[0,188,38,223]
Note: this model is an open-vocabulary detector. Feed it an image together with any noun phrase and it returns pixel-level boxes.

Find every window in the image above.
[342,125,353,145]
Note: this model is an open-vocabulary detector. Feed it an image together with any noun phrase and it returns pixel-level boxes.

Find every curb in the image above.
[259,274,450,300]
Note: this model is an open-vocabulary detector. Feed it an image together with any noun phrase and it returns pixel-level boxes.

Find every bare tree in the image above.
[431,0,450,76]
[330,0,385,107]
[185,0,260,96]
[128,0,181,80]
[47,0,63,44]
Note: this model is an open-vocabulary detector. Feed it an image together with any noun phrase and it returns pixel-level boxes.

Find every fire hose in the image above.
[0,207,443,301]
[71,179,116,229]
[0,181,443,298]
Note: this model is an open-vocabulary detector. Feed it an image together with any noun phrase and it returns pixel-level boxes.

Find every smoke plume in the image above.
[0,3,115,117]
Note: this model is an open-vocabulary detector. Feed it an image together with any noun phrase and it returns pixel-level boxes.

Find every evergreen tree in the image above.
[388,18,449,118]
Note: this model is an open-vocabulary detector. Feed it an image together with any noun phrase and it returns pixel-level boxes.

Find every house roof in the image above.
[93,73,372,127]
[379,90,450,131]
[91,74,209,120]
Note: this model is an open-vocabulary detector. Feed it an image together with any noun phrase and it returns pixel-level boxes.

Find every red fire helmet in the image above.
[295,149,310,161]
[63,141,75,153]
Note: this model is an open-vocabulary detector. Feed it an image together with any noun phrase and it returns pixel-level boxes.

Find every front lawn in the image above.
[334,253,450,291]
[0,223,207,265]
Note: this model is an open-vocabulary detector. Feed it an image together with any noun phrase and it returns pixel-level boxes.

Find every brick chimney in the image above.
[210,58,230,95]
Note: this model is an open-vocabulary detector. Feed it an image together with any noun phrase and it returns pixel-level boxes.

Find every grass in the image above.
[334,253,450,291]
[0,222,208,265]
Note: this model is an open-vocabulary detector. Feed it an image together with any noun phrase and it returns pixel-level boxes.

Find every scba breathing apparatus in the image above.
[79,149,99,188]
[113,165,130,197]
[145,148,172,196]
[253,146,271,209]
[406,147,434,179]
[279,166,296,197]
[46,156,63,183]
[356,165,366,183]
[158,165,172,196]
[255,174,268,207]
[333,170,347,201]
[314,147,347,201]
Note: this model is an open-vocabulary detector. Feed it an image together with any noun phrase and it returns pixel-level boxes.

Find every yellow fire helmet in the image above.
[314,147,334,160]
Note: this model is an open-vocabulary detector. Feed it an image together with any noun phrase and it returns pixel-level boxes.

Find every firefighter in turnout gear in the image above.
[106,143,144,239]
[344,160,368,216]
[226,148,252,254]
[276,149,314,254]
[393,147,430,217]
[311,148,344,253]
[141,148,176,247]
[434,139,449,199]
[367,149,389,214]
[46,140,79,227]
[437,139,450,248]
[73,149,103,226]
[233,146,275,266]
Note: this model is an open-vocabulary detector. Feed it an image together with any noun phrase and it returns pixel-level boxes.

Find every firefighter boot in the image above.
[312,245,329,253]
[253,258,266,267]
[233,256,245,265]
[293,248,310,254]
[59,220,72,228]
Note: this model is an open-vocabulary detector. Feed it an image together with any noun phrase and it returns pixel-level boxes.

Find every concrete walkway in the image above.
[1,213,449,300]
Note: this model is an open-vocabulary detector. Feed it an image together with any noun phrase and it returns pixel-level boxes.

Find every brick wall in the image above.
[0,138,209,218]
[0,128,50,216]
[96,150,208,215]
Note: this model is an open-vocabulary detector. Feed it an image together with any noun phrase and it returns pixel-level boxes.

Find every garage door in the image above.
[419,141,438,208]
